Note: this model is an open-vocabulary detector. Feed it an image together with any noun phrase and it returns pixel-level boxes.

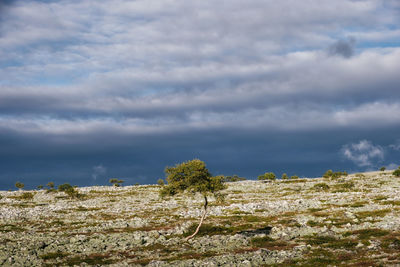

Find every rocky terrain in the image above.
[1,170,400,266]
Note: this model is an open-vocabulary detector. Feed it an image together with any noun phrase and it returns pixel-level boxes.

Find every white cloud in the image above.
[341,140,384,167]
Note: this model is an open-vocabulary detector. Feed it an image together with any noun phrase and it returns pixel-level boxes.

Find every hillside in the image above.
[1,171,400,266]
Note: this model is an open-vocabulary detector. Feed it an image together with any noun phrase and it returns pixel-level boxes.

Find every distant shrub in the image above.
[20,192,34,201]
[15,182,24,190]
[37,185,44,190]
[109,178,124,187]
[258,172,276,181]
[47,182,55,189]
[323,170,333,178]
[323,170,348,179]
[223,175,246,182]
[281,173,289,180]
[157,179,165,186]
[393,167,400,177]
[58,183,74,192]
[290,175,299,180]
[134,183,140,186]
[313,183,330,191]
[380,167,386,171]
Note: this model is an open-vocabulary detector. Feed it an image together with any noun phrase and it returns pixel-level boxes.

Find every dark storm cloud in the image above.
[328,38,356,58]
[0,0,400,189]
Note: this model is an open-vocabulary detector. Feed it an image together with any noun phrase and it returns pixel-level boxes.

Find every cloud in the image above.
[387,163,400,170]
[92,165,106,180]
[342,140,384,167]
[389,140,400,151]
[328,38,356,58]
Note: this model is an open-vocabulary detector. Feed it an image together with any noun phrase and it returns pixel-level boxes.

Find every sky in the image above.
[0,0,400,189]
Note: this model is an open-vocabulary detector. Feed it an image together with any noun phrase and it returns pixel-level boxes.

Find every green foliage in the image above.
[15,181,24,190]
[47,182,55,189]
[20,192,34,200]
[109,178,124,187]
[393,166,400,177]
[37,185,44,189]
[323,170,333,178]
[281,173,289,180]
[58,183,73,192]
[313,183,330,191]
[323,170,348,179]
[223,175,246,182]
[157,179,165,186]
[160,159,225,198]
[380,166,386,171]
[290,175,299,179]
[257,172,276,181]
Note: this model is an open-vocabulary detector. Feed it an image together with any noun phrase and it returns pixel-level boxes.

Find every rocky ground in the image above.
[1,170,400,266]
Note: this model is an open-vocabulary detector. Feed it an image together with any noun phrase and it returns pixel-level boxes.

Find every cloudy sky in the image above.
[1,0,400,189]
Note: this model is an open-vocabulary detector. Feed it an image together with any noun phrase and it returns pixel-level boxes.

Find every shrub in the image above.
[223,175,246,182]
[258,172,276,181]
[47,182,55,189]
[15,182,24,190]
[323,170,333,178]
[20,192,34,200]
[323,170,348,179]
[393,167,400,177]
[109,178,124,187]
[313,183,330,191]
[58,183,73,192]
[281,173,289,180]
[380,167,386,171]
[290,175,299,179]
[157,179,165,186]
[37,185,44,190]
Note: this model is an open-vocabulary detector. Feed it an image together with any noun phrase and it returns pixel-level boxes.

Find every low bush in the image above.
[393,167,400,177]
[258,172,276,181]
[223,175,246,182]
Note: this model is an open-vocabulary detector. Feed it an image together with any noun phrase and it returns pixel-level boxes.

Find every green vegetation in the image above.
[380,166,386,171]
[223,175,246,182]
[37,185,44,189]
[15,181,24,190]
[160,159,225,240]
[281,173,289,180]
[312,183,330,191]
[258,172,276,181]
[109,178,124,187]
[323,170,348,179]
[393,166,400,177]
[157,179,165,186]
[290,175,299,179]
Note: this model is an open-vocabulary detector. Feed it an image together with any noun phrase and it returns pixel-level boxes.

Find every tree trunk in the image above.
[185,195,208,241]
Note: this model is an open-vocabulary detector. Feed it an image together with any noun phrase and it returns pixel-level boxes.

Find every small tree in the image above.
[37,185,44,190]
[157,179,165,186]
[290,175,299,179]
[109,178,124,187]
[15,181,24,190]
[281,173,289,180]
[160,159,225,240]
[380,167,386,171]
[258,172,276,181]
[47,182,55,189]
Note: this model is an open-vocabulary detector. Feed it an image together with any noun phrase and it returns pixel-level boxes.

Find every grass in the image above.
[356,209,390,219]
[343,228,390,239]
[250,236,294,250]
[303,235,358,249]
